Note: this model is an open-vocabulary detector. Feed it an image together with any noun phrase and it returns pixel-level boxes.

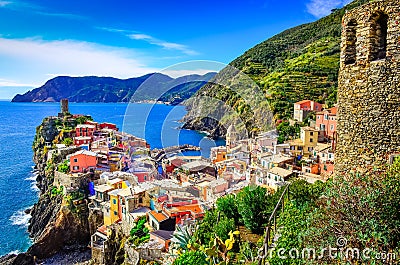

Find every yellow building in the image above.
[108,190,121,225]
[289,127,318,158]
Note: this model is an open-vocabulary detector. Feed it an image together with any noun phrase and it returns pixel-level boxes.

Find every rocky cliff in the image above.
[0,117,92,264]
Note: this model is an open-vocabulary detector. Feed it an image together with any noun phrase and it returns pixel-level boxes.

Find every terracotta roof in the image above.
[97,225,107,235]
[149,210,169,223]
[329,107,338,115]
[294,100,311,105]
[170,204,204,215]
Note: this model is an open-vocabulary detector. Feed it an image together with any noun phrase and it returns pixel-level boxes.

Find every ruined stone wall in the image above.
[336,0,400,174]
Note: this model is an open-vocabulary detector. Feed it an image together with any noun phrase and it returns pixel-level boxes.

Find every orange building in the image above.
[210,146,227,164]
[315,107,337,140]
[69,150,98,173]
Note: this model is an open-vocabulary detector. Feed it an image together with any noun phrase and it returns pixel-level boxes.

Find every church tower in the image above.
[335,0,400,174]
[226,124,238,153]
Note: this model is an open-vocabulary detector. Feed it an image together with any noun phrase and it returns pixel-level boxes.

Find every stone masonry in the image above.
[336,0,400,174]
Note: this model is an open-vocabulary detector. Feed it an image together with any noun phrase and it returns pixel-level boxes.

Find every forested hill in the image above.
[183,0,371,135]
[11,72,216,104]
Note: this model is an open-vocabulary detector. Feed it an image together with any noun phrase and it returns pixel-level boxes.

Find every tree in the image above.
[58,160,69,173]
[75,116,93,124]
[216,194,240,224]
[173,251,207,265]
[237,186,275,234]
[62,137,73,146]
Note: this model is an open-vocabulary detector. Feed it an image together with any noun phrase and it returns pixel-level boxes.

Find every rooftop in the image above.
[150,230,174,241]
[70,150,98,157]
[269,167,293,178]
[76,124,96,129]
[181,160,213,171]
[94,184,113,193]
[301,126,318,132]
[149,210,169,223]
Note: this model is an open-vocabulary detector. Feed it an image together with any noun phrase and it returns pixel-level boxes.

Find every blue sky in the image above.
[0,0,352,99]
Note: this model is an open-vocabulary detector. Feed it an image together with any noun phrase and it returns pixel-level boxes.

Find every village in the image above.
[48,98,336,264]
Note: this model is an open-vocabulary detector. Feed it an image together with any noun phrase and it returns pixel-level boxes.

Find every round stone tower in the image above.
[335,0,400,174]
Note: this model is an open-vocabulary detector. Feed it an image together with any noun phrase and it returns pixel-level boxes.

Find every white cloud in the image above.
[0,37,158,88]
[306,0,352,18]
[0,78,36,87]
[99,27,198,56]
[128,33,198,56]
[0,1,11,7]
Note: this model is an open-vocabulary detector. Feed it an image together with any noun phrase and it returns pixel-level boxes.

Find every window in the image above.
[370,12,388,61]
[310,138,313,143]
[73,166,79,170]
[324,114,328,120]
[345,20,358,65]
[73,158,78,162]
[310,132,314,136]
[330,125,334,131]
[113,199,117,205]
[308,147,313,152]
[298,146,303,151]
[317,116,320,120]
[114,211,118,216]
[139,197,143,204]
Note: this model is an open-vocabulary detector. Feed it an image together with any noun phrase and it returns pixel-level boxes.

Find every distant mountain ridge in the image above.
[11,72,216,104]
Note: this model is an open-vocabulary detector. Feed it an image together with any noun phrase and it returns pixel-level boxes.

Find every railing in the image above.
[258,183,290,265]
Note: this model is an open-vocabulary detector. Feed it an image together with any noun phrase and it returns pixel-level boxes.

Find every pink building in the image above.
[315,107,337,140]
[293,100,323,122]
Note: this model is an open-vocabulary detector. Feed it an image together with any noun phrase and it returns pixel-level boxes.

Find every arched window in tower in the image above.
[370,12,388,61]
[344,20,358,65]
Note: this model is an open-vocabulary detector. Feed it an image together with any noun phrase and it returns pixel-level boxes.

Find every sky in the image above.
[0,0,352,99]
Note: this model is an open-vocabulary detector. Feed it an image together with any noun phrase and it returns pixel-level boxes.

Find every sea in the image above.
[0,101,224,256]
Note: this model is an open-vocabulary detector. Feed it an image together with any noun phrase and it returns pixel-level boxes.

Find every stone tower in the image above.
[61,99,69,114]
[226,124,237,152]
[335,0,400,174]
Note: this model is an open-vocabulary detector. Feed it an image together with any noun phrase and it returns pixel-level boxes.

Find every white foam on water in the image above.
[10,209,31,228]
[7,250,20,255]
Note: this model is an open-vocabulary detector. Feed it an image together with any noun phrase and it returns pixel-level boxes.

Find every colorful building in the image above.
[75,124,96,137]
[288,127,318,158]
[315,107,337,140]
[69,150,99,173]
[293,100,323,122]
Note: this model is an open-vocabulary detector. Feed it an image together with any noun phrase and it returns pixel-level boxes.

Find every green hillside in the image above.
[184,0,371,135]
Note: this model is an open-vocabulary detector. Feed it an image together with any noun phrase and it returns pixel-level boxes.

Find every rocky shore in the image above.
[0,117,92,265]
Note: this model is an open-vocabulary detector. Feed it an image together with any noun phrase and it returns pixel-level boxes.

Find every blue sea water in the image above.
[0,101,224,256]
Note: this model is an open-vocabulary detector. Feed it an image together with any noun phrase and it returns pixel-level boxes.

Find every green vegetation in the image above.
[75,116,93,124]
[57,159,69,173]
[185,0,371,136]
[129,216,150,246]
[173,251,207,265]
[62,137,73,146]
[171,179,332,264]
[51,186,64,198]
[267,160,400,264]
[276,121,300,143]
